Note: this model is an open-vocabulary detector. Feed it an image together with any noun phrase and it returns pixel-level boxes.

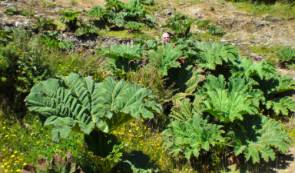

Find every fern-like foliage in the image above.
[201,75,261,122]
[163,114,224,160]
[196,42,239,70]
[26,73,161,140]
[233,116,292,164]
[149,44,182,76]
[266,97,295,116]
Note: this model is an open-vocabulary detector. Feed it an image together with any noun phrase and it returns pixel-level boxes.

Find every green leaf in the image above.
[266,97,295,116]
[96,77,162,122]
[102,44,142,60]
[201,75,261,122]
[273,75,295,93]
[149,43,182,76]
[45,116,76,141]
[163,114,224,160]
[166,14,192,36]
[233,116,292,164]
[196,42,239,70]
[233,58,276,80]
[26,73,161,140]
[87,6,106,19]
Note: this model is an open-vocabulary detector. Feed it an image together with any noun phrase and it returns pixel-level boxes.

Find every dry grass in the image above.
[54,0,128,9]
[55,0,105,8]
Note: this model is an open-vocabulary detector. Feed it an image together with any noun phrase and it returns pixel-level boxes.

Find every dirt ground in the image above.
[54,0,128,9]
[173,0,295,49]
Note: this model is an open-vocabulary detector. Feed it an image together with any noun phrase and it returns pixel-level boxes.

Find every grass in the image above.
[249,45,295,69]
[98,29,156,40]
[249,45,281,63]
[232,1,295,19]
[174,0,203,5]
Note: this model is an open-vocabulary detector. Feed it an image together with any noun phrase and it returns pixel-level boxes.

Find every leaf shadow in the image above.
[112,150,160,172]
[240,152,294,173]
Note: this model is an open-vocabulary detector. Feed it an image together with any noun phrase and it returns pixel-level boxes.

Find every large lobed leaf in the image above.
[163,114,224,160]
[266,97,295,117]
[26,73,161,140]
[149,43,182,76]
[201,75,261,122]
[233,116,292,164]
[233,58,276,80]
[272,75,295,94]
[95,77,162,131]
[196,42,239,70]
[102,44,143,60]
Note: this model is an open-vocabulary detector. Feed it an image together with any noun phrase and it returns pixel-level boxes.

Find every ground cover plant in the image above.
[0,0,295,173]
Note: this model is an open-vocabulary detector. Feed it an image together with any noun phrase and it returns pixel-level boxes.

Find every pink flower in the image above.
[162,32,170,44]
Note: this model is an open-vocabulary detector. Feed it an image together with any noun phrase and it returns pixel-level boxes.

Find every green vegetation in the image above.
[149,43,183,76]
[166,14,193,37]
[87,0,155,31]
[229,0,295,19]
[26,73,161,141]
[0,112,85,172]
[249,45,295,69]
[0,0,294,173]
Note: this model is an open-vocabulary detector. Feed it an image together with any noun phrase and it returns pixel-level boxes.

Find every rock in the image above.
[163,8,174,16]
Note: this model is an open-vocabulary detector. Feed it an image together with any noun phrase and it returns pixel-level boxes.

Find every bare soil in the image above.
[173,0,295,49]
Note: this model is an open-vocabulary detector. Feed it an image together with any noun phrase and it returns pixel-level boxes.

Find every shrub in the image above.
[166,14,192,37]
[278,47,295,68]
[60,10,80,31]
[87,0,155,30]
